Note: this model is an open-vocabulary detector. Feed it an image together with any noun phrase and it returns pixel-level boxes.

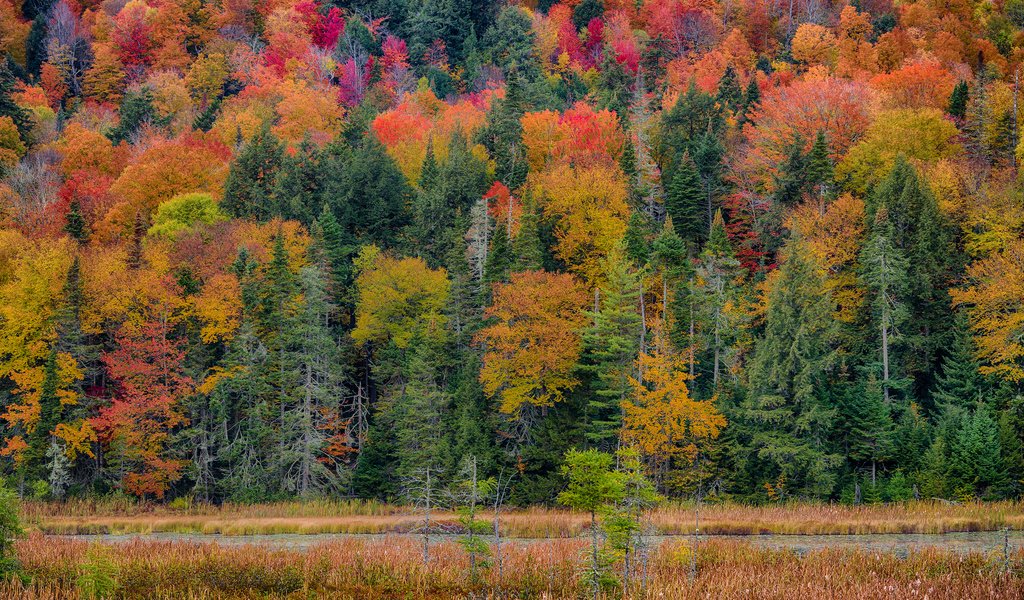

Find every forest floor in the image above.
[20,498,1024,537]
[4,533,1022,599]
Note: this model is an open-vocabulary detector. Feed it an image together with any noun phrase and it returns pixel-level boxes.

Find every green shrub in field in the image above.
[0,479,23,578]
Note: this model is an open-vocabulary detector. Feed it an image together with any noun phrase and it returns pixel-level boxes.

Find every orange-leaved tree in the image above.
[477,270,588,418]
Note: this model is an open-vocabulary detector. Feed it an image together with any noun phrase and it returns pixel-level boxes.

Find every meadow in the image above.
[0,533,1020,599]
[21,498,1024,537]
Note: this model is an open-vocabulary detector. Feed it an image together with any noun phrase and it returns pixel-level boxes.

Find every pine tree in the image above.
[222,126,285,221]
[844,380,895,486]
[390,336,451,482]
[511,194,544,271]
[773,135,807,206]
[0,62,31,144]
[664,152,704,244]
[742,237,840,498]
[932,314,985,415]
[716,65,743,114]
[108,88,162,144]
[948,80,968,119]
[63,200,88,243]
[582,246,642,450]
[804,130,834,203]
[689,210,745,391]
[740,77,760,124]
[860,206,910,404]
[272,138,322,225]
[24,349,61,482]
[481,73,529,190]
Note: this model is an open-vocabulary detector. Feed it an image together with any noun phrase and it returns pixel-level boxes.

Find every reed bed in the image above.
[5,533,1023,599]
[21,499,1024,537]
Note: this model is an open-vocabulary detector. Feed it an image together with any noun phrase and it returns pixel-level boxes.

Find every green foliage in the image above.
[76,544,119,600]
[0,479,22,578]
[222,126,285,220]
[148,193,227,238]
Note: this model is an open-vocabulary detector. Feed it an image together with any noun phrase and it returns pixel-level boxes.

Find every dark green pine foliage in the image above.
[596,51,632,119]
[690,129,724,232]
[773,134,807,206]
[484,221,512,285]
[323,134,410,251]
[740,77,760,124]
[25,13,47,79]
[420,138,439,190]
[108,88,165,145]
[947,403,1003,499]
[481,73,529,190]
[409,0,472,65]
[24,349,61,481]
[867,157,955,398]
[193,96,222,132]
[622,209,655,266]
[859,206,911,404]
[572,0,603,29]
[0,62,32,144]
[511,194,545,271]
[842,380,895,487]
[63,200,88,243]
[271,137,321,225]
[948,80,968,119]
[222,126,285,221]
[312,205,355,300]
[716,65,743,114]
[276,265,347,497]
[741,237,841,498]
[804,130,834,202]
[581,249,642,451]
[389,336,452,482]
[931,315,985,415]
[664,152,704,244]
[484,6,543,82]
[658,81,723,173]
[410,132,489,267]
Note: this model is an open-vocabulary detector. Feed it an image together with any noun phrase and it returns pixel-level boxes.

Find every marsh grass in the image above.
[4,533,1023,599]
[22,499,1024,537]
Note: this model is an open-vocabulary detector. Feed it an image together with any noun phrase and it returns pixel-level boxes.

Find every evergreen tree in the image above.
[948,80,968,119]
[481,73,529,190]
[271,137,321,225]
[511,194,545,271]
[773,135,807,206]
[25,13,47,79]
[581,247,642,450]
[947,402,1002,499]
[664,152,704,244]
[804,130,834,202]
[843,380,895,486]
[63,200,88,244]
[860,206,910,404]
[716,65,743,114]
[390,336,452,482]
[323,134,411,250]
[932,314,985,414]
[741,237,840,498]
[108,88,163,144]
[222,126,285,221]
[740,77,760,124]
[24,349,61,482]
[0,62,31,144]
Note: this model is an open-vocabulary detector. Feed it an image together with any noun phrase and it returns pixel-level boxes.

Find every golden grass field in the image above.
[21,498,1024,537]
[1,533,1021,599]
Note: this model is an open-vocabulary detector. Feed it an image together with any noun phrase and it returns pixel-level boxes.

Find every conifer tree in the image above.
[742,237,840,498]
[664,152,704,244]
[582,246,642,450]
[222,126,285,220]
[948,80,968,119]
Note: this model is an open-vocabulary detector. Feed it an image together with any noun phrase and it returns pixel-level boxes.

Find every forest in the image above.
[0,0,1020,509]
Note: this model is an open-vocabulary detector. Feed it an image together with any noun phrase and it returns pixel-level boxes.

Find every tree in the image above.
[93,318,192,499]
[843,380,895,486]
[742,237,841,499]
[0,479,21,577]
[221,126,285,221]
[664,152,704,243]
[948,80,968,119]
[478,271,587,419]
[860,206,910,404]
[932,315,986,413]
[582,246,642,450]
[622,322,725,486]
[557,448,625,600]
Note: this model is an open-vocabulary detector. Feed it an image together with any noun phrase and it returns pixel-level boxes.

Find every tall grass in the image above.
[22,499,1024,537]
[6,533,1023,599]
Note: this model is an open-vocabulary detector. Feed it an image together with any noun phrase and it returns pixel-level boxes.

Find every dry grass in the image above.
[21,499,1024,537]
[4,533,1022,599]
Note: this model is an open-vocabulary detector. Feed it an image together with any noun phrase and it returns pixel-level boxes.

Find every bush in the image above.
[77,545,119,599]
[0,479,23,578]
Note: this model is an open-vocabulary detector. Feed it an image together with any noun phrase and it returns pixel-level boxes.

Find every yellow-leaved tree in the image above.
[477,270,587,418]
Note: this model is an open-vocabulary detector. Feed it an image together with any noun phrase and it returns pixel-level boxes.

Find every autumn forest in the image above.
[0,0,1020,511]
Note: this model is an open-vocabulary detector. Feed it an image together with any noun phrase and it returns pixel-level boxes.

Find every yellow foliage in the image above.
[352,246,450,349]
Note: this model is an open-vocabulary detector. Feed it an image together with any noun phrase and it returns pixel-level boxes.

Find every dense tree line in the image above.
[0,0,1022,505]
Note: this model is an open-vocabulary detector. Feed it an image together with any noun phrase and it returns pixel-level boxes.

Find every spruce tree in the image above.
[511,194,545,271]
[24,349,61,482]
[222,126,285,220]
[804,130,834,202]
[948,80,968,119]
[582,247,642,450]
[664,152,704,244]
[716,65,743,113]
[742,237,840,498]
[481,73,529,189]
[63,200,88,243]
[271,137,321,225]
[0,63,31,144]
[931,314,985,415]
[844,380,895,486]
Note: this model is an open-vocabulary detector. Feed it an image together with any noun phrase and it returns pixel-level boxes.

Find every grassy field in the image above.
[20,498,1024,536]
[1,533,1020,599]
